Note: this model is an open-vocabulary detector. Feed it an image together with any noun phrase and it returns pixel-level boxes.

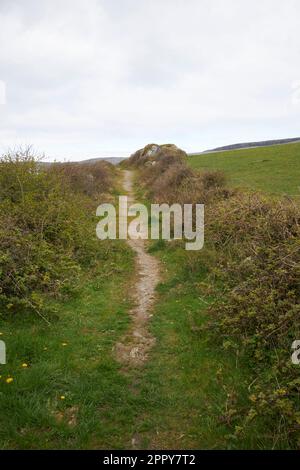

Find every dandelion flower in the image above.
[6,377,13,384]
[22,363,28,368]
[60,395,66,400]
[61,343,68,347]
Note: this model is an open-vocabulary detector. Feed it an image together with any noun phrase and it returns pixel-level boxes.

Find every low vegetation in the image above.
[128,143,300,448]
[202,193,300,446]
[0,150,116,322]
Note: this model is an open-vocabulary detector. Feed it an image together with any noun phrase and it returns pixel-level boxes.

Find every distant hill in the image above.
[190,137,300,155]
[42,157,125,166]
[76,157,125,165]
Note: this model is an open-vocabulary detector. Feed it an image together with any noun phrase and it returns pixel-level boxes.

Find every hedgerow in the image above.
[203,194,300,446]
[0,149,115,322]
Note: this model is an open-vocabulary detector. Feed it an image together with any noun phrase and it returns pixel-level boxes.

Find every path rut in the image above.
[114,170,160,368]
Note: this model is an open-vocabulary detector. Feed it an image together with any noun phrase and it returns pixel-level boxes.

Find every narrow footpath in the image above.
[114,170,160,368]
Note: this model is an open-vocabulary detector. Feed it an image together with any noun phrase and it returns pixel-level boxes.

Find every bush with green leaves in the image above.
[201,194,300,446]
[0,150,114,321]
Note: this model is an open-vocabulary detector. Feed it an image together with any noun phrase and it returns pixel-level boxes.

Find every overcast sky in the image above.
[0,0,300,161]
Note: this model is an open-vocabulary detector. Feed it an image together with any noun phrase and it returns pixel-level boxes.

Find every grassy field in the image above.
[188,142,300,195]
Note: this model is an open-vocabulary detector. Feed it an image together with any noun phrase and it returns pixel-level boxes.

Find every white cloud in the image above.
[0,0,300,159]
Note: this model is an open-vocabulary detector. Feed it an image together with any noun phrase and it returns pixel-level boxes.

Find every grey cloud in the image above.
[0,0,300,160]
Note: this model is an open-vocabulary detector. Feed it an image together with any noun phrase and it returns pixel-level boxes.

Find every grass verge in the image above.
[0,241,138,449]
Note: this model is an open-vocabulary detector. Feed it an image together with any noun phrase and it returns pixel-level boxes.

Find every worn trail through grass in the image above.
[115,171,160,368]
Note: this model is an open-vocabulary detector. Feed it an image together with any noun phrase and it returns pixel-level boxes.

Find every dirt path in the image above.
[114,170,160,368]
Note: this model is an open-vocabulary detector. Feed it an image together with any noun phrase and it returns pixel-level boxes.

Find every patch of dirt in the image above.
[114,170,160,367]
[53,406,79,428]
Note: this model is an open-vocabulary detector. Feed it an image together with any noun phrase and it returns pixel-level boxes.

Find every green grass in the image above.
[188,142,300,195]
[0,241,138,449]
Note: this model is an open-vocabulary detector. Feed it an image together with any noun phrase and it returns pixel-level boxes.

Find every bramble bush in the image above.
[0,149,115,321]
[203,194,300,446]
[134,150,232,206]
[50,160,115,199]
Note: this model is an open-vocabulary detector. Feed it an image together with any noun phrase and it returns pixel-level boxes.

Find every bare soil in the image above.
[114,170,160,367]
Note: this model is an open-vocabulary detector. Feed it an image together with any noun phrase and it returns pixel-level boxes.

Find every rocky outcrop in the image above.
[128,143,187,167]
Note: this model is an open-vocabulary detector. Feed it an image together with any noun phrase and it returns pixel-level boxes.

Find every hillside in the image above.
[195,137,300,154]
[188,141,300,195]
[42,157,125,166]
[77,157,125,165]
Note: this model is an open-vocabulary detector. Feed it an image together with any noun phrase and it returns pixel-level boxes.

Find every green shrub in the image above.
[50,160,115,198]
[0,150,114,321]
[203,194,300,446]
